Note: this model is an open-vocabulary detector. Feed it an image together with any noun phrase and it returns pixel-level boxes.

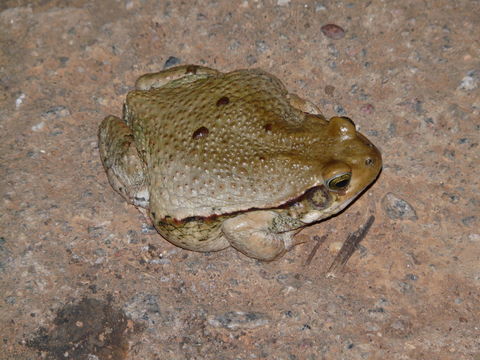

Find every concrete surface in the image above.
[1,1,479,359]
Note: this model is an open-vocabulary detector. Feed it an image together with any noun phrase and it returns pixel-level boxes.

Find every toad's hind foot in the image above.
[98,115,149,208]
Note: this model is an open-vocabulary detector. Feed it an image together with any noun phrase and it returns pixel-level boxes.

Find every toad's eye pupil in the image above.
[327,173,351,190]
[333,179,349,188]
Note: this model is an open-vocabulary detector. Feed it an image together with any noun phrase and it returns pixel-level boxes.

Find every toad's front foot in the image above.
[222,211,302,261]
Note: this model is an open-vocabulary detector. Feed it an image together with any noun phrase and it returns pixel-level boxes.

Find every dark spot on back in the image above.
[192,126,209,140]
[185,65,199,74]
[216,96,230,106]
[263,123,272,132]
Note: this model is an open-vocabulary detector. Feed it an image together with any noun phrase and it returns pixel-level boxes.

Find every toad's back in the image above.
[124,69,336,220]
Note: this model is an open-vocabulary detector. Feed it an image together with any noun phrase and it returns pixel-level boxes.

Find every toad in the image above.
[98,65,382,261]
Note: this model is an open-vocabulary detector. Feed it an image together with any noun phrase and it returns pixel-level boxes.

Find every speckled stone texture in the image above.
[1,1,478,359]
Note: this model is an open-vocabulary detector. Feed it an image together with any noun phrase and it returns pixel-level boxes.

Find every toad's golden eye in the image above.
[326,172,351,191]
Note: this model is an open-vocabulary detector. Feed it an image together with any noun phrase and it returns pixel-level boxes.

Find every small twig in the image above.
[326,215,375,278]
[304,235,328,266]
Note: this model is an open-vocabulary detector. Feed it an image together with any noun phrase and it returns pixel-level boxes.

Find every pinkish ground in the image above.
[1,1,479,359]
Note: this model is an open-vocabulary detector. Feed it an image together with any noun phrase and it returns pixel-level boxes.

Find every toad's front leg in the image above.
[222,211,305,261]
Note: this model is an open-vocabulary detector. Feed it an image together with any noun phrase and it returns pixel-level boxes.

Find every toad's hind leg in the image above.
[98,115,149,209]
[135,65,220,90]
[222,211,305,261]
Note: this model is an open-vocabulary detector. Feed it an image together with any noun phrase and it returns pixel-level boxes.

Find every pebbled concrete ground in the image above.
[1,1,479,359]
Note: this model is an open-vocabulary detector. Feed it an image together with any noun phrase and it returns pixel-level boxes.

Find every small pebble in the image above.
[324,85,335,96]
[94,248,106,257]
[58,56,69,65]
[360,103,375,115]
[207,311,270,330]
[255,40,269,53]
[462,216,476,227]
[382,193,418,220]
[15,93,26,108]
[468,233,480,242]
[31,121,46,132]
[42,106,70,120]
[321,24,345,40]
[229,39,241,51]
[441,192,459,203]
[391,320,406,330]
[334,105,346,115]
[141,223,157,234]
[163,56,181,69]
[327,43,339,57]
[246,54,257,65]
[125,1,134,10]
[458,71,478,91]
